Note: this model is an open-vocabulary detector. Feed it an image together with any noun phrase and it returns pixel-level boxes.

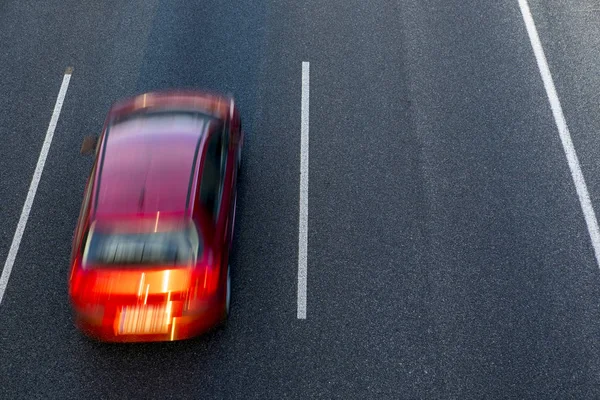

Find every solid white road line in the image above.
[518,0,600,268]
[0,67,73,306]
[298,61,310,319]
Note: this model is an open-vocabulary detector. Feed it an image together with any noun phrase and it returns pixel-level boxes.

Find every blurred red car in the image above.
[69,90,243,342]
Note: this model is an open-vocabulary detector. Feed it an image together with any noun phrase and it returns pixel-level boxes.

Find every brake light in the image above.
[69,263,85,298]
[183,261,220,313]
[202,264,219,295]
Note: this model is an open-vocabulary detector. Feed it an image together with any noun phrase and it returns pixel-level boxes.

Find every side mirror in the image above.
[80,135,98,155]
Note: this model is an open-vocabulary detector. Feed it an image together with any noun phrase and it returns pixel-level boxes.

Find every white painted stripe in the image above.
[518,0,600,268]
[0,67,73,306]
[298,61,310,319]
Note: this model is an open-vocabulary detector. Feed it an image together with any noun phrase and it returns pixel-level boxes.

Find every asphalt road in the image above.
[1,0,599,398]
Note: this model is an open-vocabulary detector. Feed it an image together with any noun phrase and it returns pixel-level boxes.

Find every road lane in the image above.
[526,0,600,245]
[0,68,72,305]
[1,0,600,399]
[519,0,600,269]
[0,1,303,399]
[300,0,600,397]
[0,0,160,269]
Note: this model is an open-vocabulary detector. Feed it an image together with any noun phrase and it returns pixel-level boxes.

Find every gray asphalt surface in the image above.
[0,0,599,398]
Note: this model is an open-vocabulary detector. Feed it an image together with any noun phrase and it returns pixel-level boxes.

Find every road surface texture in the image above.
[0,0,599,398]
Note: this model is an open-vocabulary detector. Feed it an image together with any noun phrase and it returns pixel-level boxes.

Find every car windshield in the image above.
[109,109,214,133]
[82,221,201,268]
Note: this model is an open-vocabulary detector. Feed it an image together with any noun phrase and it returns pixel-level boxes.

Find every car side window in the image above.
[76,165,95,254]
[218,122,229,200]
[199,123,230,222]
[199,130,223,221]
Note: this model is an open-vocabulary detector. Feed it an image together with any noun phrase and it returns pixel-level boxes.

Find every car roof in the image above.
[91,110,222,218]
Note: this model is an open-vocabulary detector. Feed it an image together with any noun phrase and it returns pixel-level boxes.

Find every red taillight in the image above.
[201,264,219,295]
[183,261,220,313]
[69,266,84,299]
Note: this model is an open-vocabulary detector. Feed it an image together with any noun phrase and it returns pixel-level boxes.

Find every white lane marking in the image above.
[0,67,73,306]
[518,0,600,268]
[298,61,310,319]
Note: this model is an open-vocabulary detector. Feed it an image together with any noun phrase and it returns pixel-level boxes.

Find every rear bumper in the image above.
[73,300,225,343]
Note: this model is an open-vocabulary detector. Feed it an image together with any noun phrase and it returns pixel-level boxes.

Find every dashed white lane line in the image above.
[298,61,310,319]
[0,67,73,306]
[518,0,600,268]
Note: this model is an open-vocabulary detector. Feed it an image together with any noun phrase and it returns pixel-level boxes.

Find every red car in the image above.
[68,90,243,342]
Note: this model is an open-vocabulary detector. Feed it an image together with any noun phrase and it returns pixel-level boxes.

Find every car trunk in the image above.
[72,267,193,336]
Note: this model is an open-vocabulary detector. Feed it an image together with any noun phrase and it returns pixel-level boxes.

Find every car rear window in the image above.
[82,221,201,268]
[110,109,214,132]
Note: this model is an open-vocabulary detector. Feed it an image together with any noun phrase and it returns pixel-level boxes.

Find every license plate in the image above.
[117,305,170,335]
